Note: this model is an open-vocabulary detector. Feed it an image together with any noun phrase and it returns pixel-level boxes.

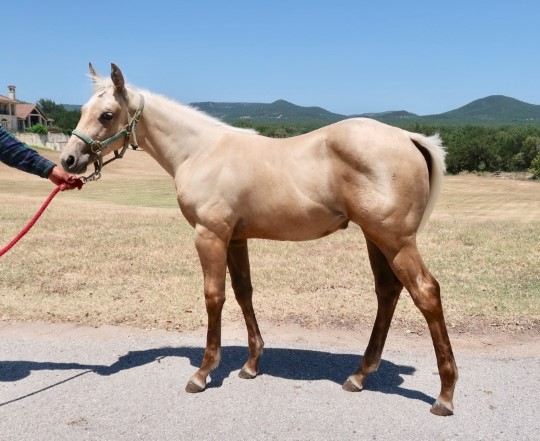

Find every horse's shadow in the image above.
[0,345,434,406]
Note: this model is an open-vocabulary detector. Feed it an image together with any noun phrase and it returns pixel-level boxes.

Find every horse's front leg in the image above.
[185,225,229,393]
[227,239,264,379]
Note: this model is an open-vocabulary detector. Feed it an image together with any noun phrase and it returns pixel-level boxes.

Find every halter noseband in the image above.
[72,93,145,182]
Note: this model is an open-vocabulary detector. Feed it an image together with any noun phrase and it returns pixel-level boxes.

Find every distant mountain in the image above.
[421,95,540,125]
[193,95,540,127]
[62,104,82,112]
[191,99,345,126]
[61,95,540,127]
[354,110,419,125]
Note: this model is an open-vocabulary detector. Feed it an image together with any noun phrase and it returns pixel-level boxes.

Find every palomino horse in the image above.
[61,63,457,416]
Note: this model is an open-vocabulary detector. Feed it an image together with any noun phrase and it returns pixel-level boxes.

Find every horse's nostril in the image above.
[66,155,75,167]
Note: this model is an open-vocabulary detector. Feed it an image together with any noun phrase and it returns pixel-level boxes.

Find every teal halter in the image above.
[72,93,145,182]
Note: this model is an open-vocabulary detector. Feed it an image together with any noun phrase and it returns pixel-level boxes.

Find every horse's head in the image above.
[61,63,140,175]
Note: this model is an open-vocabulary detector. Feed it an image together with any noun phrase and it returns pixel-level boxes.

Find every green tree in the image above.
[37,98,80,133]
[522,136,540,165]
[530,153,540,179]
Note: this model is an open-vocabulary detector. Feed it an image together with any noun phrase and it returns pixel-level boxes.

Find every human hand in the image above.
[48,165,81,190]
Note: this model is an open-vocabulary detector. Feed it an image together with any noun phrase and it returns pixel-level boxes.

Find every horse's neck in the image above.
[132,92,220,177]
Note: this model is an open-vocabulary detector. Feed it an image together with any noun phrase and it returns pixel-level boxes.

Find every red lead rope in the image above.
[0,179,84,257]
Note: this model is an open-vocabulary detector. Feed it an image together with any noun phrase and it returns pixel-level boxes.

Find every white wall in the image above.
[16,132,69,151]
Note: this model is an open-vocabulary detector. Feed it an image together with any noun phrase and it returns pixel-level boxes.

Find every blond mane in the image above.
[89,74,256,134]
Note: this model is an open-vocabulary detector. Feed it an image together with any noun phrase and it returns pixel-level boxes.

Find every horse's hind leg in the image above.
[343,239,403,392]
[388,240,458,416]
[227,239,264,379]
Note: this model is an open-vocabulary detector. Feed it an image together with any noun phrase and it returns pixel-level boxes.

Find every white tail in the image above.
[408,132,446,232]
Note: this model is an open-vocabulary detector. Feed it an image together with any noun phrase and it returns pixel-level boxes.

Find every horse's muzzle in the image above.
[60,152,90,174]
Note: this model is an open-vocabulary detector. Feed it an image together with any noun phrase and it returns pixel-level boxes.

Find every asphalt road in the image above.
[0,322,538,440]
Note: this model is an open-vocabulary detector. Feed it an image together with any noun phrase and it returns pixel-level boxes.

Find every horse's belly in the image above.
[232,209,349,241]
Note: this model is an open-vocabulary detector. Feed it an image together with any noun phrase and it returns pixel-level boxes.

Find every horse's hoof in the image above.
[430,400,454,416]
[342,378,363,392]
[238,368,257,379]
[185,379,205,393]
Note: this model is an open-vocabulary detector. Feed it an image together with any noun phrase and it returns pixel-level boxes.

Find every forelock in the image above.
[89,74,113,93]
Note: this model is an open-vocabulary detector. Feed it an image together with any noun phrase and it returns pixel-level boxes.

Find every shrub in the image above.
[530,153,540,179]
[27,124,48,134]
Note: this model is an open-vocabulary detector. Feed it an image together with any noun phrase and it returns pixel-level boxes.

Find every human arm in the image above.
[0,127,77,189]
[0,126,56,177]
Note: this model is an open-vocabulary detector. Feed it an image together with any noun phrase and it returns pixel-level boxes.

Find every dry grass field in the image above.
[1,148,539,335]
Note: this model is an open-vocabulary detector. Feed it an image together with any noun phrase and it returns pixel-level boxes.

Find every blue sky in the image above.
[3,0,539,116]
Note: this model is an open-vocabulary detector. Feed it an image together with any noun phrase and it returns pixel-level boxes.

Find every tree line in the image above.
[235,120,540,178]
[403,123,540,178]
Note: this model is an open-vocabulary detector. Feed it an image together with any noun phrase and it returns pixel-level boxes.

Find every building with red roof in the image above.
[0,85,52,132]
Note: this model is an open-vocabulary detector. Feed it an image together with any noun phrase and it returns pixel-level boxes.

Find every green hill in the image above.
[62,95,540,128]
[61,104,82,112]
[192,95,540,127]
[355,96,540,126]
[355,110,419,126]
[191,99,346,126]
[422,95,540,125]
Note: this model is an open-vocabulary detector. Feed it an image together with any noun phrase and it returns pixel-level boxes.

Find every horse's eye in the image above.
[100,112,114,121]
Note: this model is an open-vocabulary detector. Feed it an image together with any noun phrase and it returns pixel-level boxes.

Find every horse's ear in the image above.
[89,62,98,78]
[88,62,101,84]
[110,63,125,93]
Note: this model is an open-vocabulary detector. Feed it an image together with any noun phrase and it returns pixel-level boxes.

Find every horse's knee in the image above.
[204,289,226,312]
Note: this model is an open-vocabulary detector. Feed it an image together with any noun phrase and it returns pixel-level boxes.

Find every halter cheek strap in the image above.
[72,94,145,182]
